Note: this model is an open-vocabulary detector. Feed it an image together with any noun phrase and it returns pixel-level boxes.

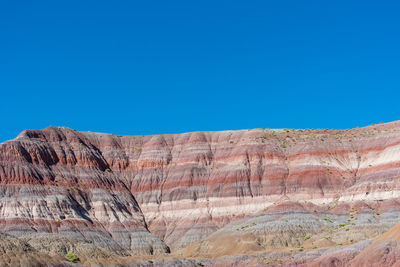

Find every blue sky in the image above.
[2,0,400,142]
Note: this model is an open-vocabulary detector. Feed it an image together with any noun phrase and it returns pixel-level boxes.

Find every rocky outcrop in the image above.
[1,121,400,265]
[0,232,75,267]
[0,127,170,257]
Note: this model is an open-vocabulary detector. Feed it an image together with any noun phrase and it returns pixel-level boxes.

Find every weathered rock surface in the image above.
[349,220,400,266]
[0,232,75,267]
[1,121,400,265]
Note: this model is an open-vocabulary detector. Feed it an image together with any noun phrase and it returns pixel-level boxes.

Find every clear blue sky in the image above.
[2,0,400,142]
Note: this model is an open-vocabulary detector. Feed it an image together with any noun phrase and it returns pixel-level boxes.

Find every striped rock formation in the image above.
[1,121,400,265]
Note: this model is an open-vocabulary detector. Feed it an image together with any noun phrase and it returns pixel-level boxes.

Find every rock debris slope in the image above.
[1,121,400,265]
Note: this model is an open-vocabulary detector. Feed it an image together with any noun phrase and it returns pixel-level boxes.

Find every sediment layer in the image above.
[1,121,400,265]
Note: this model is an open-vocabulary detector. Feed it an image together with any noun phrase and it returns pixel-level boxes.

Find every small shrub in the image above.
[304,235,311,241]
[66,253,79,263]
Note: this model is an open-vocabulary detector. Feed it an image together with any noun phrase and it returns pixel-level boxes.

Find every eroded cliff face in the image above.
[1,122,400,266]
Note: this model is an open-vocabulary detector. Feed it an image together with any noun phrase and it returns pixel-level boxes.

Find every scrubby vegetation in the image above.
[66,253,79,263]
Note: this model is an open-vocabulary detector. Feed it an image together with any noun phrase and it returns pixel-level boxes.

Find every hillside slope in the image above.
[1,121,400,265]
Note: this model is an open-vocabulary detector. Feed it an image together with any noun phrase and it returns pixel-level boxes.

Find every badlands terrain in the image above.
[1,121,400,266]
